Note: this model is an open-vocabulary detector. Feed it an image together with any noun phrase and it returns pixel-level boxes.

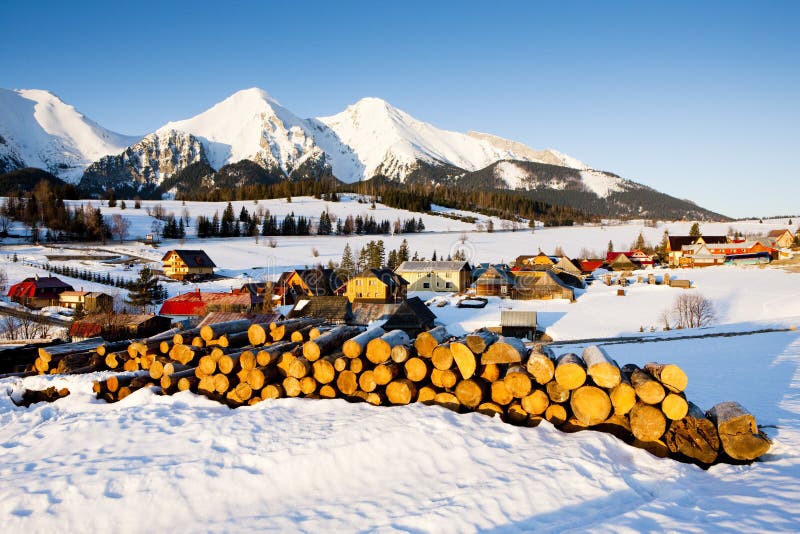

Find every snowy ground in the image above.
[1,197,799,531]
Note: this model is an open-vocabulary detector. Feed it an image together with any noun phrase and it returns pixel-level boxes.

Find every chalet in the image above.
[341,269,408,303]
[274,268,345,305]
[59,291,114,313]
[472,264,516,297]
[767,229,795,248]
[680,241,773,267]
[69,314,172,342]
[161,250,216,281]
[396,261,472,293]
[677,244,725,268]
[7,275,73,309]
[606,250,654,270]
[381,297,437,336]
[666,236,727,266]
[159,289,259,321]
[517,271,575,301]
[288,296,353,324]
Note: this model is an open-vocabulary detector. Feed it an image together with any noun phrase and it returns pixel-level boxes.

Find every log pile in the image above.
[6,319,771,466]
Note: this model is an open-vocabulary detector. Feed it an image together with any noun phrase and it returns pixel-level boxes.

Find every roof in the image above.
[288,296,353,323]
[501,310,538,327]
[668,235,727,251]
[579,260,605,273]
[197,311,282,327]
[69,314,169,337]
[280,268,346,296]
[767,229,792,238]
[59,291,89,298]
[162,250,216,268]
[355,268,408,289]
[8,276,74,299]
[553,257,582,274]
[159,290,254,316]
[473,264,516,285]
[534,270,575,290]
[396,261,471,272]
[350,303,399,326]
[382,297,437,331]
[69,321,102,339]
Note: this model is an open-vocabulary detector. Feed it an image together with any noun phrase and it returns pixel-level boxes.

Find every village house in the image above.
[161,250,216,281]
[288,296,353,324]
[341,268,408,303]
[579,259,605,275]
[59,291,114,313]
[274,268,345,305]
[767,229,795,249]
[679,240,774,267]
[517,270,575,301]
[7,275,74,309]
[606,250,655,270]
[69,314,172,341]
[381,297,437,336]
[552,256,583,276]
[396,261,472,293]
[472,264,516,297]
[158,289,260,321]
[666,235,727,266]
[514,252,556,270]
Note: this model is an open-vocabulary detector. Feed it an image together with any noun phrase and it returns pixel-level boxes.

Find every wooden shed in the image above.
[501,310,538,339]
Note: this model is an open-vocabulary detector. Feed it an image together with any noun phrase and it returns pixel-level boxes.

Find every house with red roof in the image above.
[158,289,261,321]
[605,250,655,270]
[7,275,74,309]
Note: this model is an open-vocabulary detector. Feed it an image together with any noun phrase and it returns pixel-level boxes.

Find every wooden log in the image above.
[390,344,413,364]
[366,330,411,364]
[417,385,438,404]
[299,376,317,395]
[414,326,449,358]
[277,350,298,376]
[261,384,284,399]
[706,401,771,461]
[287,357,313,379]
[312,356,337,384]
[632,438,670,458]
[482,336,528,365]
[213,373,230,394]
[570,385,612,426]
[218,350,247,374]
[503,365,532,398]
[343,326,385,358]
[554,353,586,390]
[386,379,417,405]
[200,320,251,342]
[358,370,377,392]
[247,322,272,346]
[373,362,399,386]
[290,325,316,342]
[521,389,549,416]
[643,362,688,393]
[544,404,568,426]
[450,341,478,379]
[454,378,486,410]
[283,377,302,397]
[629,402,667,442]
[336,370,358,396]
[546,380,571,403]
[581,345,621,388]
[191,337,205,348]
[198,375,216,393]
[404,357,430,382]
[465,329,498,354]
[38,338,104,361]
[256,342,299,367]
[625,365,666,405]
[430,368,458,389]
[303,325,362,361]
[477,402,503,417]
[96,339,132,357]
[271,318,322,342]
[664,401,720,464]
[239,350,257,371]
[14,386,70,407]
[505,403,529,425]
[349,357,365,374]
[197,354,218,376]
[169,344,203,365]
[309,325,332,340]
[593,413,633,441]
[609,371,636,416]
[662,392,689,420]
[319,384,337,398]
[490,380,514,406]
[525,349,555,385]
[433,392,460,412]
[217,331,251,349]
[431,343,454,371]
[478,363,501,382]
[104,351,124,369]
[173,327,202,346]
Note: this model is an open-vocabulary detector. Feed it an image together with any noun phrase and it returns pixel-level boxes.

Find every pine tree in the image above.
[221,202,235,236]
[398,239,410,262]
[633,232,646,251]
[432,250,438,261]
[689,222,701,237]
[126,266,162,311]
[318,211,332,235]
[107,191,116,208]
[387,249,399,270]
[341,243,355,274]
[417,217,425,232]
[607,240,614,253]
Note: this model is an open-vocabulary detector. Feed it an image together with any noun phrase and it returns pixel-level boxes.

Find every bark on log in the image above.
[629,402,667,442]
[38,338,104,361]
[271,318,322,342]
[632,439,670,458]
[309,326,332,340]
[414,326,450,358]
[303,326,362,361]
[554,353,586,390]
[256,342,299,367]
[570,385,612,426]
[664,401,720,464]
[454,378,486,410]
[465,329,498,354]
[505,403,529,425]
[343,327,385,359]
[644,362,688,393]
[386,379,417,405]
[707,401,771,461]
[525,349,555,385]
[217,331,251,349]
[173,328,202,346]
[450,341,478,379]
[14,386,70,407]
[482,336,528,365]
[581,345,621,388]
[200,320,251,342]
[290,325,316,343]
[366,330,411,364]
[503,365,532,398]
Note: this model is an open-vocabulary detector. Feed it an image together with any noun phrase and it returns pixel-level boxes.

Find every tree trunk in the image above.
[343,326,385,358]
[386,379,417,405]
[624,365,666,404]
[554,353,586,390]
[38,337,104,362]
[454,378,486,410]
[664,401,720,465]
[173,328,202,346]
[503,365,532,398]
[482,336,527,365]
[414,326,450,358]
[373,362,399,386]
[581,345,621,388]
[431,343,454,371]
[465,329,498,354]
[521,389,549,415]
[662,392,689,420]
[287,357,312,379]
[366,330,411,364]
[629,402,667,442]
[200,320,251,342]
[525,349,555,385]
[570,385,612,426]
[644,362,688,393]
[706,401,771,461]
[404,357,430,382]
[256,341,299,367]
[303,326,362,361]
[390,344,413,363]
[271,318,322,342]
[450,341,478,379]
[609,372,636,416]
[290,325,316,343]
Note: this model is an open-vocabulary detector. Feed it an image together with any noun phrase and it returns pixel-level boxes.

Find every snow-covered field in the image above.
[1,197,800,531]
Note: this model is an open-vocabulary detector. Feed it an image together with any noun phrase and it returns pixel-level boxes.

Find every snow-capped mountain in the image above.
[0,88,139,181]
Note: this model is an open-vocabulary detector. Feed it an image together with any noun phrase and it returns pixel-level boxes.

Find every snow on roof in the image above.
[396,261,470,272]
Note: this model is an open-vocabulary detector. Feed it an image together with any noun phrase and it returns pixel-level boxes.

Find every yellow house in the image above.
[161,250,216,281]
[342,268,408,303]
[396,261,472,293]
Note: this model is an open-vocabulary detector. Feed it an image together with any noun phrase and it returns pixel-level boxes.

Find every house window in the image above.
[357,292,362,297]
[423,282,430,288]
[446,282,452,288]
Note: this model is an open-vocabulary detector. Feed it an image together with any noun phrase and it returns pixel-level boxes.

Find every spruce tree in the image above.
[689,222,701,237]
[126,266,162,311]
[341,243,355,274]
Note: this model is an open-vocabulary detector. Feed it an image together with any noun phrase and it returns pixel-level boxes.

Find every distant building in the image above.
[472,264,516,297]
[666,236,727,266]
[606,250,654,270]
[396,261,472,293]
[161,250,216,281]
[288,296,353,324]
[381,297,437,336]
[514,252,556,270]
[501,311,537,339]
[158,289,259,321]
[59,291,114,313]
[517,271,575,301]
[274,268,346,305]
[578,260,605,274]
[767,229,795,248]
[341,269,408,303]
[7,275,74,309]
[679,241,774,267]
[69,314,172,342]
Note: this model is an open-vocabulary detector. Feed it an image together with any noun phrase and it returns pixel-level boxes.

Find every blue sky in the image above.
[1,1,797,218]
